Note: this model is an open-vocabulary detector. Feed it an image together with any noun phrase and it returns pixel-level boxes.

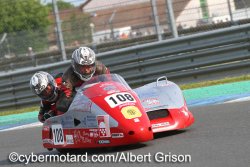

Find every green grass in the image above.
[180,75,250,90]
[0,106,39,116]
[1,74,250,117]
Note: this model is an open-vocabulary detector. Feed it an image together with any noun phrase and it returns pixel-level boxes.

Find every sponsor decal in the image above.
[181,108,189,116]
[97,115,111,138]
[152,122,170,128]
[81,115,98,128]
[89,129,99,138]
[42,139,53,144]
[118,102,136,109]
[43,126,50,131]
[106,90,120,94]
[102,85,117,91]
[181,106,189,116]
[121,106,142,119]
[61,118,74,128]
[98,140,110,144]
[142,98,160,106]
[74,101,92,112]
[66,135,74,144]
[82,131,90,137]
[111,133,124,138]
[73,130,92,144]
[134,118,140,122]
[99,83,113,87]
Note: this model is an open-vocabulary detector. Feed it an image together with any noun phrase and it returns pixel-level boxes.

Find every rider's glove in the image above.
[38,113,45,123]
[43,110,55,120]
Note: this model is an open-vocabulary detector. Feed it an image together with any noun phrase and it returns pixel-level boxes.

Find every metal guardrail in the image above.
[0,23,250,111]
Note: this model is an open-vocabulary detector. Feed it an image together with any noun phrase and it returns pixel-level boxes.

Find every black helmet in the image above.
[30,71,58,102]
[71,47,96,81]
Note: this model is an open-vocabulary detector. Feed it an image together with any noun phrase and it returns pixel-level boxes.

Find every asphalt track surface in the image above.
[0,101,249,167]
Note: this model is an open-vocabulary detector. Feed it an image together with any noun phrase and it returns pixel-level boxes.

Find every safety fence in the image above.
[1,0,250,61]
[0,23,250,111]
[1,17,250,73]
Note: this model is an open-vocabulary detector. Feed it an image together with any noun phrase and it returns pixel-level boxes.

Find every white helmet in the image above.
[71,47,96,81]
[30,71,58,102]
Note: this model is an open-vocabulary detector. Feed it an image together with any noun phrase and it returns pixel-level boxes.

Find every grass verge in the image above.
[0,106,39,117]
[180,75,250,90]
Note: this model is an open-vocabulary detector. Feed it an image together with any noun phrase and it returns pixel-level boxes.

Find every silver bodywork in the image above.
[134,77,185,112]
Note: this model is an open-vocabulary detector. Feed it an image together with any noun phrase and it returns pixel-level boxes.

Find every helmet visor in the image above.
[38,84,54,100]
[74,62,95,76]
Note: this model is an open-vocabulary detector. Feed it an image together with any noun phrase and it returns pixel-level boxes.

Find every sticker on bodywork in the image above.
[66,135,74,144]
[42,139,53,144]
[121,106,142,119]
[152,122,170,128]
[97,115,111,137]
[142,98,160,106]
[105,92,136,108]
[51,124,64,145]
[98,140,110,144]
[112,133,124,138]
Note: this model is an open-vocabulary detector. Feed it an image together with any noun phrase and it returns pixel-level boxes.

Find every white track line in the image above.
[2,96,250,132]
[224,96,250,103]
[0,122,42,132]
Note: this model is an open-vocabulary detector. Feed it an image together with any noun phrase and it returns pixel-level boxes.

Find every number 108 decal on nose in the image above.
[104,92,136,108]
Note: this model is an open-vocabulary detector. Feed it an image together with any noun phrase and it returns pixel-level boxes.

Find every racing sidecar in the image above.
[42,74,153,150]
[134,76,194,133]
[41,74,194,151]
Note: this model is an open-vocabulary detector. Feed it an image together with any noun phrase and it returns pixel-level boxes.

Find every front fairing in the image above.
[77,74,132,98]
[42,74,153,149]
[69,74,152,132]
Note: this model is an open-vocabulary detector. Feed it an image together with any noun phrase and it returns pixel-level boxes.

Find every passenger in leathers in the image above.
[30,71,63,123]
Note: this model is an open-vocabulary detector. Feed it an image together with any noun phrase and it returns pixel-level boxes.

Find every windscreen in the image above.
[76,74,132,98]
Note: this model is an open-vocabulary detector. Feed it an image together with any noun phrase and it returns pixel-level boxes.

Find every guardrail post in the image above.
[165,0,178,38]
[52,0,67,61]
[227,0,233,24]
[151,0,162,41]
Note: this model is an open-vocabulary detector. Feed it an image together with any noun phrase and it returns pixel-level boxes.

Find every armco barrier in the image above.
[0,23,250,111]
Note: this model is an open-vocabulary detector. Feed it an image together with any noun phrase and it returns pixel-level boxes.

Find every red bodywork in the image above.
[149,103,194,133]
[42,81,153,149]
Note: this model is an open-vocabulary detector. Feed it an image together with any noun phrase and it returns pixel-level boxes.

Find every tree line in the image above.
[0,0,90,57]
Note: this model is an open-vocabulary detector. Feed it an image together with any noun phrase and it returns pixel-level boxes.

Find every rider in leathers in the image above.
[56,47,110,113]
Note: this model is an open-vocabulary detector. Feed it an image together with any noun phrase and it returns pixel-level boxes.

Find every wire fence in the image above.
[0,0,250,65]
